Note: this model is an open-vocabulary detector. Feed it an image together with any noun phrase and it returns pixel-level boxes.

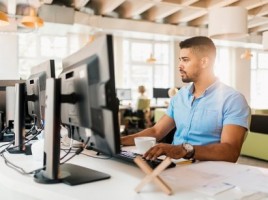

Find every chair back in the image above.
[137,99,150,111]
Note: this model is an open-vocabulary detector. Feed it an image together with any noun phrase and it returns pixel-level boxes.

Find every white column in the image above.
[0,34,19,79]
[173,40,184,87]
[233,48,251,105]
[113,36,124,87]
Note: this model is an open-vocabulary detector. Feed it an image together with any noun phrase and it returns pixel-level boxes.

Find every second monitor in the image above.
[34,34,121,185]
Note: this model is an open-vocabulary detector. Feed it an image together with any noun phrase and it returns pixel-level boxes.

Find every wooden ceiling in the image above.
[81,0,268,36]
[2,0,268,42]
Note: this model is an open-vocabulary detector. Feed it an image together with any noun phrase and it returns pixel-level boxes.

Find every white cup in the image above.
[134,137,156,154]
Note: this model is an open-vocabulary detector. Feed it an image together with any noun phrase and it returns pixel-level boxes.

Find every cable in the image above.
[0,150,45,175]
[80,151,112,160]
[5,127,43,152]
[60,147,84,165]
[0,141,14,154]
[60,125,74,160]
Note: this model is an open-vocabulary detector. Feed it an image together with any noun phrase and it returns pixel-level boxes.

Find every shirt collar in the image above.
[186,78,219,97]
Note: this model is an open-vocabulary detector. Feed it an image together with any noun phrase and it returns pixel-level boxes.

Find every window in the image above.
[214,46,232,86]
[250,51,268,108]
[18,33,88,79]
[120,38,173,101]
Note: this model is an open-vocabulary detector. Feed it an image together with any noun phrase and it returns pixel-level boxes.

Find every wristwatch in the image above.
[182,143,195,160]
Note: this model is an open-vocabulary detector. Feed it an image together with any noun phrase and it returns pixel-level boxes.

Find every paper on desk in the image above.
[240,191,268,200]
[161,161,268,196]
[224,167,268,193]
[194,181,235,196]
[161,162,227,189]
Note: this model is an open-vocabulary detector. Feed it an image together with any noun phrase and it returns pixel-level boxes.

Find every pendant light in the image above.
[208,6,248,39]
[146,53,156,64]
[240,49,252,60]
[20,7,43,28]
[0,11,9,26]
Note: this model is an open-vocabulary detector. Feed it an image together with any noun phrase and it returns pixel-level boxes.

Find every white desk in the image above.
[0,147,268,200]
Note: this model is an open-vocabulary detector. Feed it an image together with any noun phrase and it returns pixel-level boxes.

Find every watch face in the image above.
[184,143,193,152]
[183,143,195,159]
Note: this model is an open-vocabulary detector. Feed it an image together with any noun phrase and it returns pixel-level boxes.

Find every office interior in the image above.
[0,1,268,198]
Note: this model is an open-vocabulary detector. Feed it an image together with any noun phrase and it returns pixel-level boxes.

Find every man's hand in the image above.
[143,143,186,160]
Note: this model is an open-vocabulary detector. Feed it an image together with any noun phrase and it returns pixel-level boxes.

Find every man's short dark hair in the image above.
[179,36,216,60]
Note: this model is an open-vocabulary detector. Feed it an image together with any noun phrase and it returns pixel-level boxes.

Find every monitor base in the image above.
[7,144,32,155]
[34,163,110,186]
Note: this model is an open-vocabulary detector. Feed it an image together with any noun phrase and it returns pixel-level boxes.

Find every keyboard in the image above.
[115,150,176,169]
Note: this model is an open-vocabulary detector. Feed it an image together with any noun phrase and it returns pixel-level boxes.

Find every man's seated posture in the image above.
[121,36,250,163]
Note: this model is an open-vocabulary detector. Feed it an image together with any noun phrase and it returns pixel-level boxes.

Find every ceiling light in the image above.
[0,11,9,26]
[20,7,44,28]
[146,53,156,64]
[208,7,248,39]
[240,49,252,60]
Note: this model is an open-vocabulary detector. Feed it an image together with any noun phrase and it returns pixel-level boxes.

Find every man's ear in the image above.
[200,57,209,69]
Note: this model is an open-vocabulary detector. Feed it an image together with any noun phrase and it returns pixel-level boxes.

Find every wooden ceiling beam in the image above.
[117,0,155,18]
[142,2,182,21]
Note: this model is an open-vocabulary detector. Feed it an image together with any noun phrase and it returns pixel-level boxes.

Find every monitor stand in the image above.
[7,83,31,155]
[0,127,14,142]
[34,78,110,185]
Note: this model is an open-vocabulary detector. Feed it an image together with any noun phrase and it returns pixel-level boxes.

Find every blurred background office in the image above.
[1,0,268,127]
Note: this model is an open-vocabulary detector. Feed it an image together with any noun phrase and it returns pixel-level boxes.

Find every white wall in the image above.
[173,40,185,88]
[233,48,251,104]
[113,36,124,88]
[0,34,19,79]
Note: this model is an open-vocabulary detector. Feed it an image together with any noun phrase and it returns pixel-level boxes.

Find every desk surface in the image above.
[119,104,168,110]
[0,146,268,200]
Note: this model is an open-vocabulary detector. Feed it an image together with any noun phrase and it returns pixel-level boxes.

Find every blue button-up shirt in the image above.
[166,80,250,145]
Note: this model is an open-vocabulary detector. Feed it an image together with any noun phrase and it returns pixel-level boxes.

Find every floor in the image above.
[237,155,268,168]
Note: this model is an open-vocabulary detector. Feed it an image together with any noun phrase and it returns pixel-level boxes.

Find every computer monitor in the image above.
[26,60,55,128]
[8,61,55,154]
[0,80,25,127]
[0,80,25,142]
[5,86,15,129]
[153,88,169,98]
[34,34,121,185]
[116,88,132,101]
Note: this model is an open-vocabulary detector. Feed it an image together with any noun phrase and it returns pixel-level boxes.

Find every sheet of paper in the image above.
[241,191,268,200]
[194,181,235,196]
[161,161,268,196]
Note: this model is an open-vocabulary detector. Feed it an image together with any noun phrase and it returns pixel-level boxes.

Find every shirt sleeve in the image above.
[223,93,250,130]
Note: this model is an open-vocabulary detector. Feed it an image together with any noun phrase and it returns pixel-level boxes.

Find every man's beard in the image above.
[182,77,192,83]
[180,71,192,83]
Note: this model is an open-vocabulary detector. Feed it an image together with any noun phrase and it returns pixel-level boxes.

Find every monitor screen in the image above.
[116,88,132,101]
[26,60,55,128]
[153,88,169,98]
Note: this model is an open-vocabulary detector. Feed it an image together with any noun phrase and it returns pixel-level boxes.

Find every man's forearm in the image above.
[194,143,241,163]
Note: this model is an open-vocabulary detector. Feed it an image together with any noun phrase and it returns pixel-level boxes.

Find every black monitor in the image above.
[153,88,169,98]
[116,88,132,101]
[34,34,121,185]
[26,60,55,128]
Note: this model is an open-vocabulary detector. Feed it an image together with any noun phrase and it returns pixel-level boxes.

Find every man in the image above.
[121,36,250,163]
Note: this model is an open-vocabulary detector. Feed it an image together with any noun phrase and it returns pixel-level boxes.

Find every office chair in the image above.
[137,99,150,111]
[123,99,151,135]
